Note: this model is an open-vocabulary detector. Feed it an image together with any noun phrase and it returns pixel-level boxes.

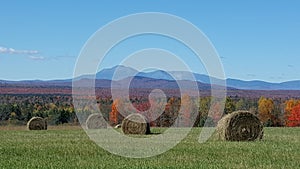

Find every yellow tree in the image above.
[258,97,274,125]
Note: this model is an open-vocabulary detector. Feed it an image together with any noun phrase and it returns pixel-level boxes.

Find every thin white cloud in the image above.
[28,55,45,60]
[28,55,75,61]
[0,46,76,62]
[52,55,76,60]
[0,46,38,55]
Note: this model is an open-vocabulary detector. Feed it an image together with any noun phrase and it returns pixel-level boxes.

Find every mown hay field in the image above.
[0,127,299,169]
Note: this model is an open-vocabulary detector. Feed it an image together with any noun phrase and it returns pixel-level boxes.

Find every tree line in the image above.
[0,94,300,127]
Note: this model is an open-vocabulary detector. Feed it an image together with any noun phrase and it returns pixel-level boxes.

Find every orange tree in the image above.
[287,103,300,127]
[109,99,124,126]
[284,99,300,125]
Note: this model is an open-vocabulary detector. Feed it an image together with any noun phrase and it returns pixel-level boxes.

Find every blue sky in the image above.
[0,1,299,82]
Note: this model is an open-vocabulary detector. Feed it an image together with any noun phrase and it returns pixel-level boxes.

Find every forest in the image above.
[0,94,299,127]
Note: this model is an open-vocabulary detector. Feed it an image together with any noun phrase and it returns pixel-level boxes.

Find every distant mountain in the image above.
[226,79,300,90]
[1,65,300,90]
[94,65,300,90]
[72,76,212,90]
[95,65,138,80]
[95,66,210,82]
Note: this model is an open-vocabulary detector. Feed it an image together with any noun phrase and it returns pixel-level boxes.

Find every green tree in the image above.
[224,97,236,114]
[56,109,70,124]
[198,97,211,127]
[236,98,249,110]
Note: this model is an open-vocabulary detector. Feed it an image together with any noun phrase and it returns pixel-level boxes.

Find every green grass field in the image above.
[0,127,299,169]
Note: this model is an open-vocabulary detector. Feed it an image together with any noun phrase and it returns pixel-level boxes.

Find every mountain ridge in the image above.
[93,65,300,90]
[1,65,300,90]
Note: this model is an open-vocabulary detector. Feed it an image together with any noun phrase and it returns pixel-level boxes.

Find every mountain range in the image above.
[1,65,300,90]
[91,65,300,90]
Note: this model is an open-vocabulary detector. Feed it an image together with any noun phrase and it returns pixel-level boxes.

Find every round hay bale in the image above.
[44,118,48,129]
[86,113,107,129]
[216,110,263,141]
[27,117,47,130]
[114,124,122,129]
[122,113,150,135]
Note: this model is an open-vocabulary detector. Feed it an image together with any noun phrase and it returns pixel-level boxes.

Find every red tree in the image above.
[284,99,300,125]
[287,103,300,127]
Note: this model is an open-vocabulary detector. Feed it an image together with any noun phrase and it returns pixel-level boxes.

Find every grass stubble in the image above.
[0,126,299,169]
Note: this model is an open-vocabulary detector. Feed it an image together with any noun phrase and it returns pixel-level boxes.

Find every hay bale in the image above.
[122,113,150,135]
[114,124,122,129]
[44,118,48,129]
[27,117,47,130]
[216,111,263,141]
[86,113,107,129]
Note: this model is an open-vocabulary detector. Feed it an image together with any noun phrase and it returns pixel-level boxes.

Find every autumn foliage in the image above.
[284,99,300,125]
[258,97,274,125]
[286,102,300,127]
[2,93,300,127]
[109,99,121,126]
[180,95,192,127]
